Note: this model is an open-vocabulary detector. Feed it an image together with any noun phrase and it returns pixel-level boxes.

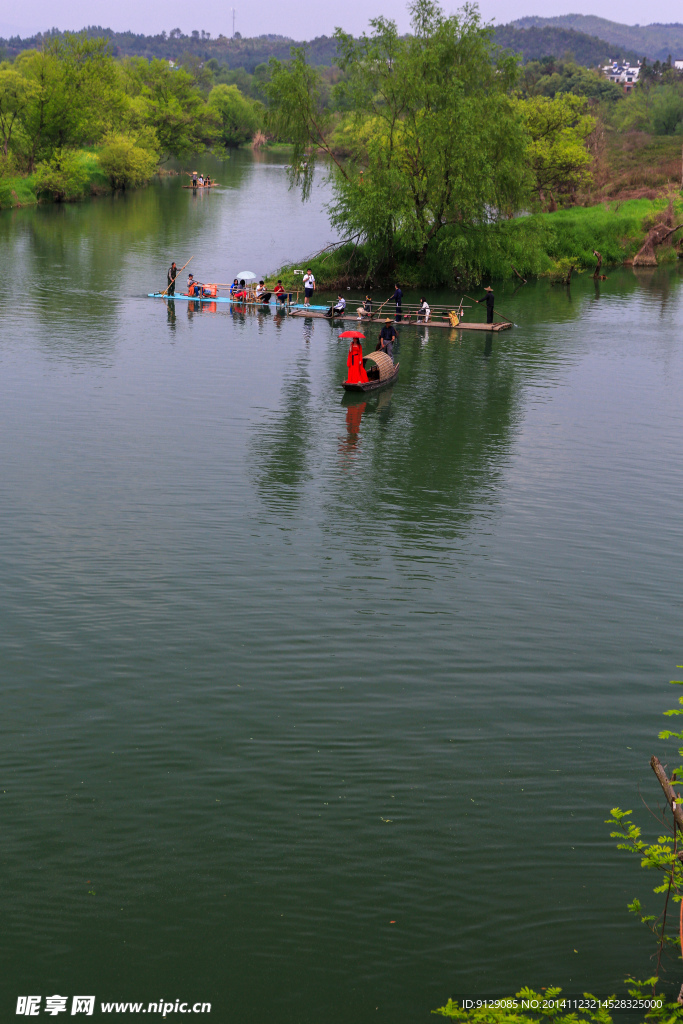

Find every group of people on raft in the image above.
[165,263,296,304]
[165,262,497,324]
[189,171,213,188]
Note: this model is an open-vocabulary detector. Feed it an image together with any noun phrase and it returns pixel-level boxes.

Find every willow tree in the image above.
[266,0,530,276]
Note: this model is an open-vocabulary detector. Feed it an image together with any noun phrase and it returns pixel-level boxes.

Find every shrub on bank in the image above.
[33,150,105,202]
[98,133,159,190]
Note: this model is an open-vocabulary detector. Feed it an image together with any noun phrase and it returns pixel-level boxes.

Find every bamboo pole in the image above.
[160,256,194,297]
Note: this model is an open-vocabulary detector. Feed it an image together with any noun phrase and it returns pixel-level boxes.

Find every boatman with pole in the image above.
[476,285,495,325]
[167,261,177,296]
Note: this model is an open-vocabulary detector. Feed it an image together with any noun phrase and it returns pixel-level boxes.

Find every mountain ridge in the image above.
[511,15,683,61]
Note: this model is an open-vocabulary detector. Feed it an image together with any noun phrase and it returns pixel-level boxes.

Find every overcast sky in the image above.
[1,0,681,43]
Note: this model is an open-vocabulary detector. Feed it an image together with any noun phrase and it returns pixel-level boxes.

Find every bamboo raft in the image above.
[288,308,512,331]
[182,183,220,189]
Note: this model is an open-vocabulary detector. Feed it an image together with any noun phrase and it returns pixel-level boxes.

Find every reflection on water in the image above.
[1,158,683,1024]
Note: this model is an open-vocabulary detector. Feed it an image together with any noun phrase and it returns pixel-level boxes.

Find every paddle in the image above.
[160,256,194,297]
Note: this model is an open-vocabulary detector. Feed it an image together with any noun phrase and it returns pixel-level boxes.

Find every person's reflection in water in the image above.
[339,398,367,462]
[166,298,176,331]
[484,334,493,359]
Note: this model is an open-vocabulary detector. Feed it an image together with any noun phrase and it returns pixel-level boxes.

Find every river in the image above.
[1,150,682,1022]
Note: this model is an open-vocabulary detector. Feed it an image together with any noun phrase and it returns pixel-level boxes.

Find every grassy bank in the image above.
[0,150,111,210]
[0,146,161,210]
[270,195,683,290]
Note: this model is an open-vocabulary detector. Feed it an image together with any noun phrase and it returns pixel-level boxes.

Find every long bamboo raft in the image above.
[147,292,330,312]
[288,308,512,331]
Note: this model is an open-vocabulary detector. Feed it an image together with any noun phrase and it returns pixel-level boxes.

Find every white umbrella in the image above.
[236,271,257,281]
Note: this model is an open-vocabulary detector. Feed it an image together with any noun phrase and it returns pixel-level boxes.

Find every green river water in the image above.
[1,151,683,1022]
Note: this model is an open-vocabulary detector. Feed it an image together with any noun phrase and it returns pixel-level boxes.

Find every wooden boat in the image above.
[289,308,511,331]
[343,349,399,392]
[182,183,220,189]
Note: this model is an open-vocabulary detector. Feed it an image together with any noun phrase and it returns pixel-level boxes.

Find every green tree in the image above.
[519,93,595,208]
[15,36,122,171]
[267,0,529,276]
[122,57,218,158]
[0,64,37,160]
[207,84,261,147]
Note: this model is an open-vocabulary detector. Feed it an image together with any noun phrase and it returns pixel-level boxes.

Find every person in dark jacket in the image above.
[167,262,177,295]
[477,285,495,324]
[377,319,397,360]
[391,283,403,322]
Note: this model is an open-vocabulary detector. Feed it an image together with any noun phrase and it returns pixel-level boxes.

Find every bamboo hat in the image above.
[484,286,493,291]
[385,318,392,323]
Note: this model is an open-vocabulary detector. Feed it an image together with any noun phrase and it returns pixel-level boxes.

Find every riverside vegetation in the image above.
[2,1,683,285]
[265,0,683,287]
[0,34,264,206]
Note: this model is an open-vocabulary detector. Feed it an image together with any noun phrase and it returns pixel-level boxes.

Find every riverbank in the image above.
[270,195,683,290]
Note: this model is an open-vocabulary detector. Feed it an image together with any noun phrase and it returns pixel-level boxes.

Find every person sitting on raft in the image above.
[358,295,373,320]
[325,294,346,319]
[230,279,239,296]
[377,319,397,360]
[233,279,250,301]
[273,281,293,306]
[417,297,431,322]
[255,280,271,303]
[187,274,201,296]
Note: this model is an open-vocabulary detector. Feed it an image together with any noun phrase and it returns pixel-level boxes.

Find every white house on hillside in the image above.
[601,60,641,92]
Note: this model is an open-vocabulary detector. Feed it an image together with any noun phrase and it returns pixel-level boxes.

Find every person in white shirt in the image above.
[303,269,315,306]
[325,294,346,318]
[418,297,431,322]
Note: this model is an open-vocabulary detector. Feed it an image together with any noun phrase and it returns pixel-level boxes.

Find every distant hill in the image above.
[512,15,683,61]
[0,20,644,71]
[492,24,641,66]
[0,27,338,71]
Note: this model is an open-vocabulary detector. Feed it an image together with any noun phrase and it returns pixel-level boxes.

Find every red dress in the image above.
[345,341,369,385]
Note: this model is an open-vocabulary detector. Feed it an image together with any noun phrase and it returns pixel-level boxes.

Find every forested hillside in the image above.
[0,27,338,71]
[492,25,640,66]
[513,16,683,61]
[0,20,644,71]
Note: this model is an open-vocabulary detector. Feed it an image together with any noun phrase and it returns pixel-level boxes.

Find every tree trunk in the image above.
[633,223,683,267]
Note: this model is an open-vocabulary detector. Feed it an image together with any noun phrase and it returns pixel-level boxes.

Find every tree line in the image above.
[0,35,264,198]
